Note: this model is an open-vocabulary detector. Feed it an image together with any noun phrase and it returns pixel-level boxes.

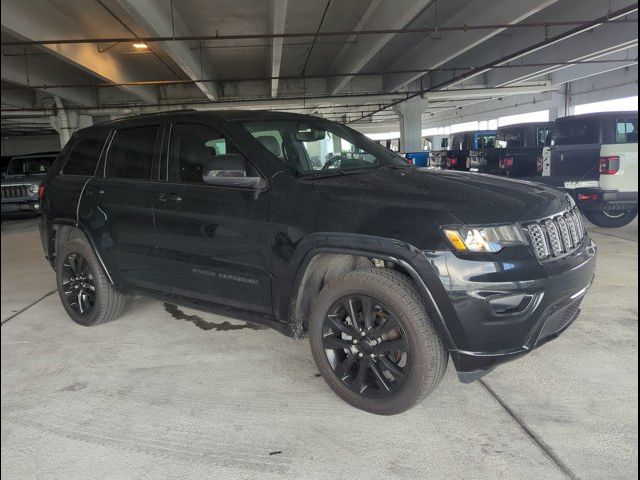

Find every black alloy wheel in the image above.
[322,295,410,398]
[61,253,96,316]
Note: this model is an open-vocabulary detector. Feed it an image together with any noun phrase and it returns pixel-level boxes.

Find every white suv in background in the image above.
[542,112,638,228]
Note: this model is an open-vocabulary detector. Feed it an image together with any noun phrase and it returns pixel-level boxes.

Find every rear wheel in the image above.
[309,268,447,415]
[56,238,127,326]
[584,208,637,228]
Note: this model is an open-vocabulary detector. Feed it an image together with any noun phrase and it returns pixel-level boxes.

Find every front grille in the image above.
[1,185,30,199]
[523,207,587,260]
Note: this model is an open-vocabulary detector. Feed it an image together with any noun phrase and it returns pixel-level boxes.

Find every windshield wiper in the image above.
[299,170,347,179]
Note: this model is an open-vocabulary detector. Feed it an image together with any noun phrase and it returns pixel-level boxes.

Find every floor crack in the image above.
[1,289,56,326]
[480,379,580,480]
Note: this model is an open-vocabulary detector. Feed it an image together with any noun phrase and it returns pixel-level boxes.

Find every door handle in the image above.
[85,185,104,196]
[158,193,183,202]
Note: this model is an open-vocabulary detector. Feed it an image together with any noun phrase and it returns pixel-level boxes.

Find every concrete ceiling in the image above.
[1,0,637,135]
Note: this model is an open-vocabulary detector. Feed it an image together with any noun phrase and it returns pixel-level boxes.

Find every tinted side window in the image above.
[168,123,247,183]
[62,131,108,176]
[536,127,551,147]
[616,118,638,143]
[552,120,598,145]
[106,126,159,180]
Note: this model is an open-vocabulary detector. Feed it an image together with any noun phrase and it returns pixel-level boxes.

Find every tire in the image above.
[584,208,638,228]
[309,268,448,415]
[55,237,127,326]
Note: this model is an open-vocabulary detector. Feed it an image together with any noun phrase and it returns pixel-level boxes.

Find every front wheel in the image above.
[584,208,638,228]
[309,268,448,415]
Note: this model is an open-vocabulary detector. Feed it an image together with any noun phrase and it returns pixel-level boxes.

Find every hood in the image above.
[1,174,45,185]
[308,168,571,225]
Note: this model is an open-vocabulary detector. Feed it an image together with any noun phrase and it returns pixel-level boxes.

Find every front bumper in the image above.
[1,200,41,214]
[423,238,597,382]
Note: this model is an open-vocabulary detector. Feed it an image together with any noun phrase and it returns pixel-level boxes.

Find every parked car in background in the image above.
[1,152,57,216]
[538,112,638,228]
[431,130,496,171]
[467,122,553,177]
[39,110,597,414]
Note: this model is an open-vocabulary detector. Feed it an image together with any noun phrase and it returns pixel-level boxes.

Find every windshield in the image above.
[6,156,52,176]
[241,120,408,176]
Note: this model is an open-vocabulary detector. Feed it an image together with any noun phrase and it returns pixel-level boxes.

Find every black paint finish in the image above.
[39,110,597,381]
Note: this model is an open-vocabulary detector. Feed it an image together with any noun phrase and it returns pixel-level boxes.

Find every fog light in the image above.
[488,294,534,315]
[33,203,40,210]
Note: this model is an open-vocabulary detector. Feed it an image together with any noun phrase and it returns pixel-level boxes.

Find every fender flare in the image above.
[284,232,458,349]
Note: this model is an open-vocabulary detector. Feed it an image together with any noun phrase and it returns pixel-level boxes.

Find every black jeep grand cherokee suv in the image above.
[39,110,597,415]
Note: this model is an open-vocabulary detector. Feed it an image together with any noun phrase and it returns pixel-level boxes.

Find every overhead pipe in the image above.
[352,3,640,124]
[1,14,637,46]
[0,59,635,91]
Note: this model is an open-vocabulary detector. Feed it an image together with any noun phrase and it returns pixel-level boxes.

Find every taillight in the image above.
[38,184,45,200]
[578,193,599,202]
[600,156,620,175]
[448,157,458,167]
[500,157,514,169]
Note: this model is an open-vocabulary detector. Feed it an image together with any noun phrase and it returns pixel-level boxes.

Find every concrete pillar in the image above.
[49,98,93,148]
[549,85,573,120]
[393,97,428,153]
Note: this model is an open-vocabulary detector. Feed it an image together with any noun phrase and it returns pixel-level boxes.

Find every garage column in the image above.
[393,98,428,153]
[49,98,93,148]
[549,88,574,120]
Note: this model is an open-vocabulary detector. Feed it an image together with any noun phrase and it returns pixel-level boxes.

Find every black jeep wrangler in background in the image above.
[39,111,597,415]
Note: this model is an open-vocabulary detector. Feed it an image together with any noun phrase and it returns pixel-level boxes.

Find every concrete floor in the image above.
[1,217,637,480]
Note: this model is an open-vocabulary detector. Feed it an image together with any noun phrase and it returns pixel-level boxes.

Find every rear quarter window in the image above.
[615,118,638,143]
[62,130,109,176]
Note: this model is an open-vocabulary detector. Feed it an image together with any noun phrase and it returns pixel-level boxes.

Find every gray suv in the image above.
[1,152,56,215]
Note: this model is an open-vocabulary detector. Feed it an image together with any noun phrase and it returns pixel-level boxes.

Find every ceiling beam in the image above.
[489,24,638,86]
[425,84,558,100]
[548,46,638,85]
[270,0,288,98]
[1,0,158,103]
[116,0,219,101]
[0,86,35,109]
[383,0,560,92]
[424,1,637,90]
[1,54,96,106]
[328,0,433,95]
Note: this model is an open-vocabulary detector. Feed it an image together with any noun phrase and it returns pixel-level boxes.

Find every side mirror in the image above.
[202,154,265,188]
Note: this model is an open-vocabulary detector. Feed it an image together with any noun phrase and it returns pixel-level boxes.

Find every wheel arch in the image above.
[47,221,115,285]
[286,236,457,349]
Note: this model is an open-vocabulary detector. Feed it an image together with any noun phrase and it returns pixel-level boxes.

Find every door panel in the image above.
[154,185,271,312]
[80,124,163,287]
[154,122,272,313]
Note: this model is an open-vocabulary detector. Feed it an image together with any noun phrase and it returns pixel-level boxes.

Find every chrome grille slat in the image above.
[526,223,550,259]
[544,219,563,256]
[565,214,580,245]
[525,208,586,261]
[572,210,585,240]
[556,216,573,250]
[1,185,29,199]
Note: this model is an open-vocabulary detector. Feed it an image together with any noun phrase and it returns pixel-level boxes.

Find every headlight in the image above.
[443,224,526,253]
[29,184,40,195]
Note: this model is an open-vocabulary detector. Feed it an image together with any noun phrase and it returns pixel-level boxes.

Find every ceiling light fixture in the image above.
[132,42,149,50]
